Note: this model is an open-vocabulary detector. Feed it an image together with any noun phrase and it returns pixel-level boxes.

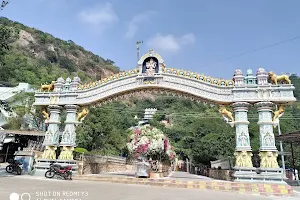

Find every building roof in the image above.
[0,130,45,136]
[275,130,300,143]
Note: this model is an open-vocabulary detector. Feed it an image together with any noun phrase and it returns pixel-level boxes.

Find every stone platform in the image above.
[72,173,294,197]
[31,159,78,176]
[233,167,287,184]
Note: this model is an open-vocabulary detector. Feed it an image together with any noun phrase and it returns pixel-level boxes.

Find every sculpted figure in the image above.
[268,71,291,85]
[269,152,279,168]
[77,107,89,122]
[40,81,55,92]
[259,151,279,168]
[42,107,49,121]
[219,106,234,123]
[234,151,253,168]
[59,146,68,160]
[145,58,157,76]
[273,105,285,122]
[78,85,84,90]
[42,146,57,159]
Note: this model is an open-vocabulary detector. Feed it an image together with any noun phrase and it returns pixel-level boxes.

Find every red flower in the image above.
[164,139,169,151]
[134,128,141,136]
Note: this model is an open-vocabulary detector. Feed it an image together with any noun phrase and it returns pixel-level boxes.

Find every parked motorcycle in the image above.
[45,163,72,180]
[6,160,22,175]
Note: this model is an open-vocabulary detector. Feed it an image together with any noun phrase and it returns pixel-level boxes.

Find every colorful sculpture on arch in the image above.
[219,106,235,123]
[40,81,55,92]
[268,71,291,85]
[77,107,88,122]
[41,107,49,122]
[273,105,285,122]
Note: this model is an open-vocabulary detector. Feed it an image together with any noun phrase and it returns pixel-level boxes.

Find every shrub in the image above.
[59,57,76,72]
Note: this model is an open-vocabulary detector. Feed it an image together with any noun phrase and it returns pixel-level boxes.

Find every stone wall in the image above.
[75,155,134,175]
[78,161,134,175]
[208,169,234,181]
[82,163,127,174]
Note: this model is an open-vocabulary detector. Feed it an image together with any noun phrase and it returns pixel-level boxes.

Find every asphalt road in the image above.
[0,175,264,200]
[0,167,299,200]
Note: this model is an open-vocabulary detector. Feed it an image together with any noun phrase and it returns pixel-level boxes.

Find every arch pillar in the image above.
[58,105,78,160]
[232,102,253,168]
[254,102,279,168]
[41,105,62,159]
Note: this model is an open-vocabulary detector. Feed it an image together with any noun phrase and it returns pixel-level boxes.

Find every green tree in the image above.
[7,92,45,131]
[0,25,14,65]
[76,102,136,156]
[59,57,76,72]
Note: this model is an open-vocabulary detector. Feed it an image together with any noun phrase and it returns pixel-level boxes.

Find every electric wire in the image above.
[199,35,300,67]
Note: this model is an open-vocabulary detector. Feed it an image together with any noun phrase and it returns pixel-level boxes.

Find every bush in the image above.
[85,60,96,69]
[75,147,89,154]
[59,57,76,72]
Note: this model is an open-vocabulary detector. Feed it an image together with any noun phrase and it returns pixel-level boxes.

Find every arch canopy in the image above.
[33,49,296,107]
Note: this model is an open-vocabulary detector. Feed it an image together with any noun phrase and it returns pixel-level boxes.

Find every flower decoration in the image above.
[126,125,176,161]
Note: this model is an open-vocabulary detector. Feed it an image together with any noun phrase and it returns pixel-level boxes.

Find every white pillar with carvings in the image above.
[41,105,61,159]
[59,105,78,160]
[255,102,279,169]
[232,102,253,168]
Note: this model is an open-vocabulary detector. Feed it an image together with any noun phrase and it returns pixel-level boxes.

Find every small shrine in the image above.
[244,69,257,85]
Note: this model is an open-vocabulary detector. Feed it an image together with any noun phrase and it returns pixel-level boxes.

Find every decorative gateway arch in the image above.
[34,49,296,183]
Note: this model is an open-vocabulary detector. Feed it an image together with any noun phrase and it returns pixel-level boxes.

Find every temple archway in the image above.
[33,49,296,183]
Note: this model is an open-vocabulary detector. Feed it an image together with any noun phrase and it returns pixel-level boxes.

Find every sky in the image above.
[1,0,300,79]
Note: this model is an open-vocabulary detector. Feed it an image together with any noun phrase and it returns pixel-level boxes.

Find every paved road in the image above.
[0,176,279,200]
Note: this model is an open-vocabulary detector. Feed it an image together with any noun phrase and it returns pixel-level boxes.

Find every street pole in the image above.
[136,41,143,63]
[276,105,286,173]
[290,142,296,180]
[5,143,9,162]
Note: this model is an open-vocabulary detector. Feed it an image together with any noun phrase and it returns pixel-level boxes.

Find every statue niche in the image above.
[142,57,159,76]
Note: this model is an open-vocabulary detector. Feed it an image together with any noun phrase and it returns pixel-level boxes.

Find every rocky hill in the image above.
[0,17,120,87]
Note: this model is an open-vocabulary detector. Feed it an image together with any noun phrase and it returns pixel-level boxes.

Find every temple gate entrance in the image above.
[33,49,296,183]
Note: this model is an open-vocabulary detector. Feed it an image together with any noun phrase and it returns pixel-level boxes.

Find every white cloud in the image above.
[146,33,196,53]
[78,3,118,31]
[181,33,196,45]
[125,11,156,39]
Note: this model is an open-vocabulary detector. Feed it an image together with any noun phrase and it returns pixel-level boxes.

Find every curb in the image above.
[73,175,294,197]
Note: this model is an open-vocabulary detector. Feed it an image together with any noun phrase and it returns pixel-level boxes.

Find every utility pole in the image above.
[136,41,143,63]
[276,105,286,173]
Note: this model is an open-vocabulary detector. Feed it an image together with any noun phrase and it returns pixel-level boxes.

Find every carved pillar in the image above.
[255,102,279,169]
[41,105,62,159]
[232,102,253,168]
[59,105,78,160]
